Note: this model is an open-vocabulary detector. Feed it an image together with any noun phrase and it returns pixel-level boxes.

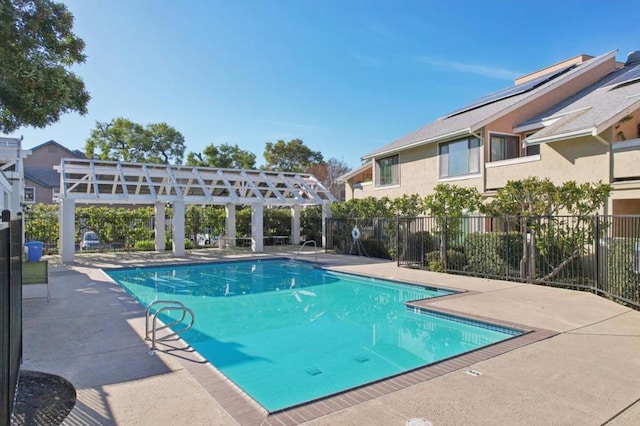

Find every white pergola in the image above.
[0,137,30,216]
[55,158,336,263]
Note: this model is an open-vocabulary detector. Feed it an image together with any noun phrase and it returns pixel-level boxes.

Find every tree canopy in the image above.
[307,158,351,200]
[0,0,90,133]
[263,139,323,172]
[186,143,256,169]
[85,118,186,164]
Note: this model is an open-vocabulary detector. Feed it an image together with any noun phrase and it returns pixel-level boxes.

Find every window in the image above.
[24,187,35,204]
[524,132,540,156]
[52,187,60,203]
[375,155,399,186]
[525,144,540,156]
[490,133,520,162]
[438,138,480,178]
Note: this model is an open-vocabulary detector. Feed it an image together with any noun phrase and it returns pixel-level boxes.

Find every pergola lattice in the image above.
[55,159,336,263]
[55,158,335,205]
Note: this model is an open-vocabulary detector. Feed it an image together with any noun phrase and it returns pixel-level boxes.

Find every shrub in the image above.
[425,250,466,271]
[464,232,522,278]
[133,240,155,251]
[359,238,391,259]
[606,238,640,301]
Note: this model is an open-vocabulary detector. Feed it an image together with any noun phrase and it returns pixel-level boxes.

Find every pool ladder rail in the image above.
[290,240,318,263]
[145,300,195,353]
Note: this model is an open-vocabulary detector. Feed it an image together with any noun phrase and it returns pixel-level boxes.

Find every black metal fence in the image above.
[327,215,640,309]
[1,214,23,425]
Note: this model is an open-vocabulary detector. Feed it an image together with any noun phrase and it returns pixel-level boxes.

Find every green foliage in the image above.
[76,206,154,249]
[24,204,59,253]
[606,238,640,301]
[485,178,612,281]
[423,184,483,268]
[235,207,251,236]
[265,208,291,237]
[330,196,394,220]
[185,205,225,244]
[85,118,186,164]
[0,0,90,132]
[424,183,483,217]
[464,232,522,278]
[301,206,322,244]
[263,139,323,172]
[484,177,612,218]
[390,194,425,217]
[186,143,257,169]
[425,250,466,271]
[133,240,155,251]
[359,239,391,259]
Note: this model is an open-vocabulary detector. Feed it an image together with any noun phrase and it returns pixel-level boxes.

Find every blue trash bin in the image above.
[25,241,44,261]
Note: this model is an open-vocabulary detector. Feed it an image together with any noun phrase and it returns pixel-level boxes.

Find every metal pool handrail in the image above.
[290,240,317,263]
[145,300,195,351]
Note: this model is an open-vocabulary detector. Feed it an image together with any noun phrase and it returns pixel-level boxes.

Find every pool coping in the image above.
[131,268,558,426]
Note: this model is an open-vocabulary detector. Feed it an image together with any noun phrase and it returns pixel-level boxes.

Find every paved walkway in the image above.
[20,248,640,425]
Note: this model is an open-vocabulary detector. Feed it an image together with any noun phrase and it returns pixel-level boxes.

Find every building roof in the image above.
[24,167,60,188]
[337,161,372,182]
[362,50,618,160]
[520,60,640,145]
[29,140,86,158]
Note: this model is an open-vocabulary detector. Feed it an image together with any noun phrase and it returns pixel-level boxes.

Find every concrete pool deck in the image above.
[20,247,640,425]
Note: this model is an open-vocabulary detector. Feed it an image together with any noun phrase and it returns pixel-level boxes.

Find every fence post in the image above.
[593,214,600,294]
[396,214,400,267]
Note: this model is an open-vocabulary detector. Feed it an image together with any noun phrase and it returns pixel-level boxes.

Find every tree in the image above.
[485,177,612,281]
[186,143,256,169]
[423,183,483,269]
[263,139,323,172]
[85,118,186,164]
[307,158,351,200]
[146,122,186,164]
[0,0,90,133]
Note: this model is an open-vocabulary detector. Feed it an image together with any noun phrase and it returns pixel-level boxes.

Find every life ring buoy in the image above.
[351,227,361,240]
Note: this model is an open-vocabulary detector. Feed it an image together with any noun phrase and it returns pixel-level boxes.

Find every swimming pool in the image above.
[106,259,522,411]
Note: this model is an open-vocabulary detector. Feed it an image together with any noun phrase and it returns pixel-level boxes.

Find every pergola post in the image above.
[322,202,332,249]
[60,198,75,263]
[154,202,166,251]
[172,200,185,256]
[291,205,301,245]
[225,204,236,247]
[251,203,264,252]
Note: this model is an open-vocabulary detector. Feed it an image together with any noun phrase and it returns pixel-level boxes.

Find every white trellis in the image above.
[0,137,30,217]
[55,158,336,262]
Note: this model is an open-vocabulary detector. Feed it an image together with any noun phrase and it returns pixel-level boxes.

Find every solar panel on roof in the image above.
[443,64,576,118]
[607,63,640,90]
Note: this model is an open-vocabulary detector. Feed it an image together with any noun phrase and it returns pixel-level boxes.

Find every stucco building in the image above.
[343,49,640,215]
[23,140,85,205]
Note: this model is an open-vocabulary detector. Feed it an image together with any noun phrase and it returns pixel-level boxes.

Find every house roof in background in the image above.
[24,167,60,189]
[29,140,86,159]
[362,50,618,160]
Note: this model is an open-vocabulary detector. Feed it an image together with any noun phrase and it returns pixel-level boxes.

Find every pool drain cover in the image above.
[304,367,322,376]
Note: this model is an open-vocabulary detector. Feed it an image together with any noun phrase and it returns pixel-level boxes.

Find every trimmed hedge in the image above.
[425,250,467,272]
[464,232,522,278]
[606,238,640,301]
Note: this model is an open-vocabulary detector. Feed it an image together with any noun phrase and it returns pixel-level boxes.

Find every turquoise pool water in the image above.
[106,259,521,411]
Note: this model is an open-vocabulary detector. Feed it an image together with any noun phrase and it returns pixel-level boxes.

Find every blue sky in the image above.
[6,0,640,168]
